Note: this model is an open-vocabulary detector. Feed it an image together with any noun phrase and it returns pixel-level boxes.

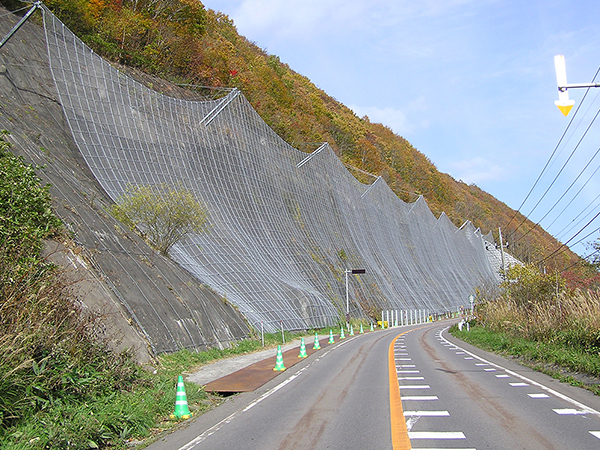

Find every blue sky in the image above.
[206,0,600,259]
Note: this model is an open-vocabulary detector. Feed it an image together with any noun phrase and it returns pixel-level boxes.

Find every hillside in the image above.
[0,4,252,356]
[13,0,574,269]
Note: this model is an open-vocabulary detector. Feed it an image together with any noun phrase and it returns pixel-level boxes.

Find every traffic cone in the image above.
[313,332,321,350]
[328,329,335,344]
[298,337,308,358]
[340,327,346,339]
[349,325,355,336]
[170,375,191,420]
[273,345,286,371]
[370,323,374,331]
[360,324,364,334]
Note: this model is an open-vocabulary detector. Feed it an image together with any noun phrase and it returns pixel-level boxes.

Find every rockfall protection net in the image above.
[42,7,498,332]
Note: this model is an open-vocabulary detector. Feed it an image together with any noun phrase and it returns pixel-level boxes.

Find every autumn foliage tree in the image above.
[30,0,581,269]
[111,183,209,256]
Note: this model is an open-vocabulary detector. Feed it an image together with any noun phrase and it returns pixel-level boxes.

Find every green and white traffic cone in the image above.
[340,327,346,339]
[273,345,286,371]
[360,323,364,334]
[170,375,191,420]
[370,322,374,332]
[313,332,321,350]
[298,337,308,358]
[328,329,335,344]
[349,325,354,336]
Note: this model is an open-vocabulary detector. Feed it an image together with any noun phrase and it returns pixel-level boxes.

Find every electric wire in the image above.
[512,145,600,243]
[505,66,600,239]
[537,210,600,265]
[510,106,600,244]
[555,192,600,241]
[560,248,600,274]
[547,161,600,234]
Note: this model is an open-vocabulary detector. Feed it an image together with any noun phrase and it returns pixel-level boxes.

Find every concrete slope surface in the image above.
[0,6,251,358]
[38,6,498,335]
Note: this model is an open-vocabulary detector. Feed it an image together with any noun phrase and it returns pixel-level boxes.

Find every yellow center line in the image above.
[389,330,412,450]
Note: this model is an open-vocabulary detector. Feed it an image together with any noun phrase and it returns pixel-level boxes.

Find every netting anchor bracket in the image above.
[0,1,42,50]
[361,176,382,198]
[296,142,328,168]
[199,88,240,127]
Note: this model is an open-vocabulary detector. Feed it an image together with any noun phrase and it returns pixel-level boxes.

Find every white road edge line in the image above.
[176,338,352,450]
[439,326,600,418]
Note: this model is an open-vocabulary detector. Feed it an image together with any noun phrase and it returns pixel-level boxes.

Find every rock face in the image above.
[0,7,251,359]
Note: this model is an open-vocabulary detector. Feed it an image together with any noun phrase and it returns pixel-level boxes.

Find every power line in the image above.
[516,145,600,242]
[560,248,600,273]
[537,211,600,265]
[506,66,600,238]
[510,106,600,244]
[555,193,600,241]
[550,167,600,238]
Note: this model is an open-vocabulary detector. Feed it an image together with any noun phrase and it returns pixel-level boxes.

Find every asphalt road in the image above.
[147,322,600,449]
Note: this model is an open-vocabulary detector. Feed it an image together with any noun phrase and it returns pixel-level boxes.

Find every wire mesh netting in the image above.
[42,7,499,333]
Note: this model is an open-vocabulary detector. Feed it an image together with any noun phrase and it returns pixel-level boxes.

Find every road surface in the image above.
[147,321,600,449]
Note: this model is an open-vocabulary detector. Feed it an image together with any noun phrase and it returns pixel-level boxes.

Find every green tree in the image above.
[111,183,209,255]
[0,131,61,257]
[500,264,564,308]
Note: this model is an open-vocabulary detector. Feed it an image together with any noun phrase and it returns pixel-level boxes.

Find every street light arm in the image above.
[559,82,600,91]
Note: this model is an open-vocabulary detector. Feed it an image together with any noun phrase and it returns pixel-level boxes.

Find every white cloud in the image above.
[229,0,368,42]
[448,156,508,184]
[350,97,428,136]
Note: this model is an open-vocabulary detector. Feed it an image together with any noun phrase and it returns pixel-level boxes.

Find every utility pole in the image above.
[498,227,506,278]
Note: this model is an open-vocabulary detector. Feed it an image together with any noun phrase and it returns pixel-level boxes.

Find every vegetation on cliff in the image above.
[5,0,590,272]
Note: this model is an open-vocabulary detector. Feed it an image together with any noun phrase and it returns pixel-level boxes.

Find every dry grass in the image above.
[478,290,600,352]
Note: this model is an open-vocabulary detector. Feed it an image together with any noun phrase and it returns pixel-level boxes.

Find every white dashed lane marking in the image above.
[398,332,474,450]
[401,395,438,401]
[553,409,590,415]
[528,393,550,398]
[437,325,600,447]
[403,410,450,417]
[408,431,466,439]
[398,384,431,389]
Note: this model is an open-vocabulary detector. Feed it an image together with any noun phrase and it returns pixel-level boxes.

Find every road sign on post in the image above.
[345,269,365,325]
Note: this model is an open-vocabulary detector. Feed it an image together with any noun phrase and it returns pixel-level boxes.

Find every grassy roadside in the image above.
[0,129,372,449]
[451,324,600,396]
[3,321,348,450]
